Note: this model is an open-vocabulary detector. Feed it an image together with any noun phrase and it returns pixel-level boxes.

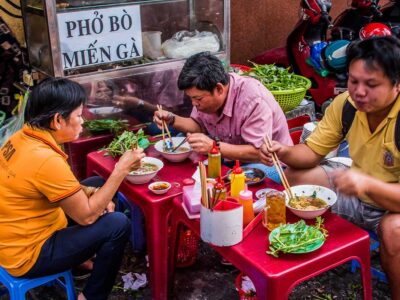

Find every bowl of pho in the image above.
[126,157,164,184]
[284,185,337,219]
[154,136,192,162]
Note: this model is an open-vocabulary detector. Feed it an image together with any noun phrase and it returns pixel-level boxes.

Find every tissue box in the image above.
[183,185,201,215]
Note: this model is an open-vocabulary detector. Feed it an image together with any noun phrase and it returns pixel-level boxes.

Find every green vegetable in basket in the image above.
[245,63,309,91]
[267,216,328,257]
[103,129,150,158]
[83,119,129,134]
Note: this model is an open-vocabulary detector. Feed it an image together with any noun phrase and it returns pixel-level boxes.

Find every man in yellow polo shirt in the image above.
[260,36,400,298]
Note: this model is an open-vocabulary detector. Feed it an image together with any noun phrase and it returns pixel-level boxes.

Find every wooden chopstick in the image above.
[157,105,173,146]
[263,136,294,199]
[199,162,208,208]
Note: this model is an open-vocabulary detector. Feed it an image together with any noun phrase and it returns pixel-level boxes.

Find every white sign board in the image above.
[57,5,142,70]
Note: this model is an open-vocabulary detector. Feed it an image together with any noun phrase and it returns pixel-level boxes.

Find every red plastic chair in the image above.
[290,129,303,145]
[287,115,311,130]
[168,197,372,300]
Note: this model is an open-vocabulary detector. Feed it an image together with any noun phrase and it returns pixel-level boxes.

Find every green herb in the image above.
[244,63,309,91]
[83,119,129,135]
[267,216,328,257]
[103,129,150,158]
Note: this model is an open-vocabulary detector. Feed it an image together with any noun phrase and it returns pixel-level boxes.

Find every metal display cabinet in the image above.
[21,0,231,121]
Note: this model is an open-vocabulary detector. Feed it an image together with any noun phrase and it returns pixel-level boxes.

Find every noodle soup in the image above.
[130,163,159,175]
[288,195,328,211]
[126,157,164,184]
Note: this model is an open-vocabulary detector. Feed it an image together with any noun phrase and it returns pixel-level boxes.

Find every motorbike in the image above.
[253,0,385,109]
[374,0,400,37]
[331,0,382,41]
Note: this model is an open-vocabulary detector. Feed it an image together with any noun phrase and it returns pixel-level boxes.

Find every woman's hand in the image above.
[187,133,213,154]
[104,201,115,213]
[259,140,287,166]
[115,148,145,176]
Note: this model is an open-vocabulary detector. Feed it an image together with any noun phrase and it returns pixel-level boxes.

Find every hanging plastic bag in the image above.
[0,90,30,147]
[162,30,220,59]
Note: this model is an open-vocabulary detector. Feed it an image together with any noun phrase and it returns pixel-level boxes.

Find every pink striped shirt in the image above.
[191,73,292,148]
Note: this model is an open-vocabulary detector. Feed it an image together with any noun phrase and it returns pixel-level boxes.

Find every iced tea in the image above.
[264,191,286,231]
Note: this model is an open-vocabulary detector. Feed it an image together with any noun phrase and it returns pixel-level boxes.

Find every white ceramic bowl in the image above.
[88,106,123,118]
[154,136,192,162]
[126,157,164,184]
[148,181,171,195]
[284,185,337,219]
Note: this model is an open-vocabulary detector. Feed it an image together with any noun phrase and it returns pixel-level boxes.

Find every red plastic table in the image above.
[86,149,207,300]
[169,197,372,300]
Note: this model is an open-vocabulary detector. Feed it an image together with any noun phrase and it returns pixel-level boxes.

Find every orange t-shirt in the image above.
[0,125,81,276]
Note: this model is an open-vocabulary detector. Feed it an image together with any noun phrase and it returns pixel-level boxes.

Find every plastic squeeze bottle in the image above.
[229,160,245,199]
[239,184,255,226]
[208,141,221,179]
[213,176,227,201]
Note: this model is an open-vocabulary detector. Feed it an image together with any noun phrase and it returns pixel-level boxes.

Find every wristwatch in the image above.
[137,99,145,109]
[213,136,221,147]
[168,112,176,126]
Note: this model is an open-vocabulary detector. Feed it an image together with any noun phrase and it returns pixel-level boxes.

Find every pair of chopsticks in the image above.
[199,161,221,210]
[170,136,188,153]
[263,135,294,199]
[199,162,209,208]
[156,104,173,150]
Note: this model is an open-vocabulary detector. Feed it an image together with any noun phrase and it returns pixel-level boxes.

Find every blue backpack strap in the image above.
[341,97,357,138]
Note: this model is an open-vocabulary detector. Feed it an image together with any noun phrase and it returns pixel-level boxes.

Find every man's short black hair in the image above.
[177,52,230,92]
[25,77,87,130]
[346,36,400,85]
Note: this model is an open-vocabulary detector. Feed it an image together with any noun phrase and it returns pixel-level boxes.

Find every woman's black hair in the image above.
[346,36,400,85]
[177,52,230,92]
[24,77,87,130]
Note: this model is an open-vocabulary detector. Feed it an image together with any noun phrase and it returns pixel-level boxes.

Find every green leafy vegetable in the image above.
[267,216,328,257]
[83,119,129,135]
[103,129,150,158]
[244,63,309,91]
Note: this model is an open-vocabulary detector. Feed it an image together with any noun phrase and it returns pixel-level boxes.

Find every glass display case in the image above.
[21,0,230,121]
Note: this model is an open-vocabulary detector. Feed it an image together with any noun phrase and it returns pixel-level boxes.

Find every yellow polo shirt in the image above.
[0,125,81,276]
[306,91,400,207]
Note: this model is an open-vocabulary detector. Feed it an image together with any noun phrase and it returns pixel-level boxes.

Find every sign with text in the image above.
[57,5,142,70]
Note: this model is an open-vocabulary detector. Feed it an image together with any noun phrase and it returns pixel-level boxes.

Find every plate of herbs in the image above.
[267,216,328,257]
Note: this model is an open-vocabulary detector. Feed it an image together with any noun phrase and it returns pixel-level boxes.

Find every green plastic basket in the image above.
[270,75,312,112]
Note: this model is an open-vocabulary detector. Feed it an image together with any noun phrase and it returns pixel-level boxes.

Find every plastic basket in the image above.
[175,227,199,268]
[270,75,311,112]
[230,65,311,112]
[235,273,258,300]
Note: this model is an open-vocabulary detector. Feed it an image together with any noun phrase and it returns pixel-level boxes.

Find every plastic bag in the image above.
[162,30,220,59]
[0,90,30,147]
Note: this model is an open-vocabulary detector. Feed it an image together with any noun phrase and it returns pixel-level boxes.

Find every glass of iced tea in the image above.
[263,191,286,231]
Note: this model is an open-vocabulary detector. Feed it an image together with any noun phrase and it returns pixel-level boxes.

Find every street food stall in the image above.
[21,0,231,178]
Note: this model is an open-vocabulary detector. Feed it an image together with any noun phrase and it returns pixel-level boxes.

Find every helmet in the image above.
[359,23,392,40]
[324,40,351,71]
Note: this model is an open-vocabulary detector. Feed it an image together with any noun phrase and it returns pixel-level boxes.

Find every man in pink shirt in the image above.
[154,52,292,162]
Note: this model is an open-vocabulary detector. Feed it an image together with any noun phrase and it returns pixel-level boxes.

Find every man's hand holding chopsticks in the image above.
[153,109,175,130]
[260,140,288,166]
